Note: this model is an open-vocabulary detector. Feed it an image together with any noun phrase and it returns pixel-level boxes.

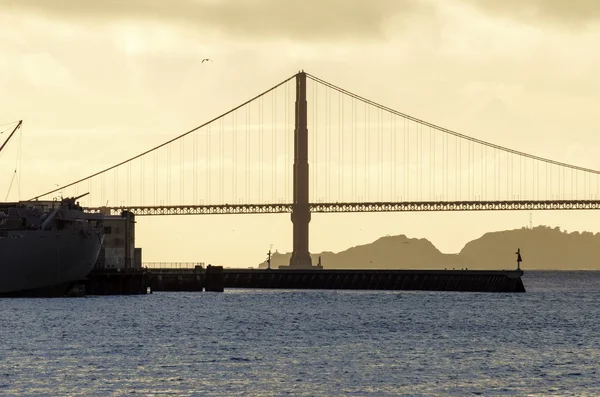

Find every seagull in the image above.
[201,59,212,63]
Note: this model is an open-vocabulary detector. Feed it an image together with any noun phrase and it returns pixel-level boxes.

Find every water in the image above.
[1,271,599,396]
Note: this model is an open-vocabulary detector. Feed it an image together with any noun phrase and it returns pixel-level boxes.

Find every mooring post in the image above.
[288,71,313,268]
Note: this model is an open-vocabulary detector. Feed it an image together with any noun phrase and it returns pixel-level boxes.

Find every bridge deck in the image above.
[86,200,600,216]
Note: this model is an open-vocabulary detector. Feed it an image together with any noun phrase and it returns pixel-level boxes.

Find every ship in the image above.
[1,120,105,297]
[0,195,105,297]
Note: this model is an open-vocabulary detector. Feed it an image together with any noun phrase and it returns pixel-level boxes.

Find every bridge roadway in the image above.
[86,200,600,216]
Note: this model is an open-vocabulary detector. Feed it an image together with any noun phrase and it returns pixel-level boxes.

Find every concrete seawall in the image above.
[85,269,149,295]
[146,265,224,292]
[222,269,526,293]
[86,268,525,294]
[86,265,224,294]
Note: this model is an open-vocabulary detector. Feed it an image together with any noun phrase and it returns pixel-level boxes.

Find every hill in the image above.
[258,226,600,270]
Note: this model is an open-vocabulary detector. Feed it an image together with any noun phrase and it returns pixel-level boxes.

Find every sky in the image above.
[2,0,600,267]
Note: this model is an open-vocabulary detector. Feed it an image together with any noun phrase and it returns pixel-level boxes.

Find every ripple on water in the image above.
[0,272,599,396]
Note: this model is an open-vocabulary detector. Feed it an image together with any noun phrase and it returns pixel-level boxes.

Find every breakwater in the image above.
[147,265,224,292]
[85,265,224,295]
[84,269,149,295]
[84,268,525,294]
[222,269,526,292]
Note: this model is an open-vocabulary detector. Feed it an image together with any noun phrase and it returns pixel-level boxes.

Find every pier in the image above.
[84,269,149,295]
[84,265,225,295]
[147,265,224,292]
[222,269,526,293]
[84,267,525,294]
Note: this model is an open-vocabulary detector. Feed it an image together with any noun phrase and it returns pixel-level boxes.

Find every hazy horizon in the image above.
[2,0,600,267]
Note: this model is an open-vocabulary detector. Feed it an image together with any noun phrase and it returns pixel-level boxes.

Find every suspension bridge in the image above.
[23,71,600,268]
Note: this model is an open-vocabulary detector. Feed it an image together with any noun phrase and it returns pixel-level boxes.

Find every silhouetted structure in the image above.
[286,71,315,269]
[222,269,525,293]
[0,194,105,297]
[205,265,224,292]
[85,269,148,295]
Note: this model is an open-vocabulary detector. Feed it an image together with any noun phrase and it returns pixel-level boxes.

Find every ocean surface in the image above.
[1,271,599,396]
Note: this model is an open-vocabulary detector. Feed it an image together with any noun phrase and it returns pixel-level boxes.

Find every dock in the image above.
[84,265,225,295]
[84,269,150,295]
[83,267,525,295]
[147,265,224,292]
[222,269,525,293]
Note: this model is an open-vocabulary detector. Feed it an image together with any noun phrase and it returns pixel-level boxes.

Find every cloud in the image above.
[0,0,429,41]
[462,0,600,28]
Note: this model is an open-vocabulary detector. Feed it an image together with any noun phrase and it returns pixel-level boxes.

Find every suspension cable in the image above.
[306,73,600,175]
[31,74,297,200]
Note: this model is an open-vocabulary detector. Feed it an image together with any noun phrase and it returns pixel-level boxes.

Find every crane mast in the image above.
[0,120,23,156]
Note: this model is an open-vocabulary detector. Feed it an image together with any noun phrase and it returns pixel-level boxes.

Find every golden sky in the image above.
[2,0,600,267]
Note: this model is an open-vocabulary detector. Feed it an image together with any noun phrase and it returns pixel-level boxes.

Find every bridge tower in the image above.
[287,71,319,269]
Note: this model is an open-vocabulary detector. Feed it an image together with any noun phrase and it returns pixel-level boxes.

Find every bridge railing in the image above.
[143,262,206,269]
[88,199,600,216]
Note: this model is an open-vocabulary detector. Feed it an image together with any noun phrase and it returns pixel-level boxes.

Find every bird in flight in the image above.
[202,59,212,63]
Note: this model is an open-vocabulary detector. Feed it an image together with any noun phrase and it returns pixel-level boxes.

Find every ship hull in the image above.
[0,228,104,296]
[0,281,79,298]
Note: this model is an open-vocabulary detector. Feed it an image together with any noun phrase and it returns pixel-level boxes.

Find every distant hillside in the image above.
[459,226,600,270]
[258,226,600,270]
